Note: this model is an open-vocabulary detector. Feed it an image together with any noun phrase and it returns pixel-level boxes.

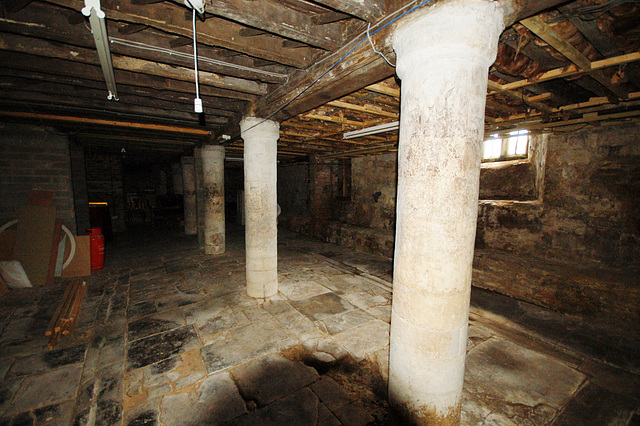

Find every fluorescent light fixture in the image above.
[82,0,118,101]
[343,121,399,139]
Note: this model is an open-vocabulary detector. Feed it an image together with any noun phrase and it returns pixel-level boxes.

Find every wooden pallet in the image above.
[46,280,87,349]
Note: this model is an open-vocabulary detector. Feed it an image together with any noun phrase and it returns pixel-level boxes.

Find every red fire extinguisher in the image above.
[86,228,105,270]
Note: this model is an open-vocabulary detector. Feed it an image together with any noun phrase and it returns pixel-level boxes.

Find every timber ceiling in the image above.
[0,0,639,163]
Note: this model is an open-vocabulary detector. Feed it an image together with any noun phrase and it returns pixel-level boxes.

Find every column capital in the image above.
[201,144,225,155]
[393,0,504,79]
[240,117,280,141]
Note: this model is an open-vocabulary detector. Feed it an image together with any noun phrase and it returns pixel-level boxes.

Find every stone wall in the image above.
[478,124,640,268]
[0,124,77,234]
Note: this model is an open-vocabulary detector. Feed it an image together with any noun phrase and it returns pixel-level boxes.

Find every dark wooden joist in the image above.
[0,4,291,84]
[312,11,351,25]
[311,0,385,22]
[0,89,219,125]
[246,0,585,132]
[0,52,254,106]
[0,33,267,96]
[206,0,342,50]
[40,0,321,68]
[0,77,229,123]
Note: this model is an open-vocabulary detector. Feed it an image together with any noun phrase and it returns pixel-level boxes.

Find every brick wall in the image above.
[0,123,76,234]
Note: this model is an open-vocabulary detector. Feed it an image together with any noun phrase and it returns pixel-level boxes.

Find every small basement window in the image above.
[482,130,529,162]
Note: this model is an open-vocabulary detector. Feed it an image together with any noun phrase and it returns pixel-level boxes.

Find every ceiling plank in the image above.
[42,0,320,68]
[0,51,254,105]
[326,100,398,118]
[365,83,399,98]
[0,9,289,84]
[492,52,640,93]
[0,111,212,134]
[520,16,628,99]
[312,11,351,25]
[0,33,267,96]
[0,89,219,125]
[207,0,341,50]
[311,0,384,22]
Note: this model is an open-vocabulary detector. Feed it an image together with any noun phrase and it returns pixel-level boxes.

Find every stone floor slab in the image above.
[290,293,356,322]
[331,319,390,361]
[231,387,319,426]
[200,318,296,375]
[160,372,246,425]
[5,365,82,415]
[230,353,319,407]
[465,337,586,417]
[126,325,201,371]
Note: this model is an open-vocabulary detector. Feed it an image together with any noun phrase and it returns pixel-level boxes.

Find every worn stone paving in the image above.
[0,225,638,425]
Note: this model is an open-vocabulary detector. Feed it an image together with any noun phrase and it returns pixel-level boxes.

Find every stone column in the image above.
[181,156,197,235]
[201,145,226,255]
[240,117,279,298]
[194,147,205,247]
[389,1,504,424]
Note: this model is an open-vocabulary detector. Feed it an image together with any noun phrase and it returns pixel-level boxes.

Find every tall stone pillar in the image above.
[181,156,197,235]
[389,1,504,424]
[201,145,226,255]
[240,117,279,298]
[194,147,205,247]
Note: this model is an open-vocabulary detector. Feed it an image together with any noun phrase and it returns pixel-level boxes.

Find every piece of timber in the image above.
[520,16,628,99]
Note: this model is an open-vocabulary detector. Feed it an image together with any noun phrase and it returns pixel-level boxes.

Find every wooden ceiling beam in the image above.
[491,52,640,94]
[326,100,398,118]
[312,11,351,25]
[0,52,252,106]
[41,0,319,68]
[0,89,220,125]
[0,33,267,96]
[0,111,212,134]
[207,0,341,50]
[486,80,552,113]
[520,16,629,99]
[365,83,399,98]
[311,0,384,22]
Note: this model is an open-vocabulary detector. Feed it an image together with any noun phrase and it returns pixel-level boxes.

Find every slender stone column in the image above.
[389,1,504,424]
[240,117,279,298]
[201,145,226,255]
[181,156,197,235]
[194,147,205,247]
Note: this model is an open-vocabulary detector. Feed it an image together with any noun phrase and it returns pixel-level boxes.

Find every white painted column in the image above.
[181,156,197,235]
[389,1,504,424]
[201,145,226,255]
[194,147,205,247]
[240,117,279,298]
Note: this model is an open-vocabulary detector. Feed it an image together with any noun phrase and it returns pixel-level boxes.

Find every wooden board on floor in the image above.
[14,205,57,286]
[62,235,91,278]
[46,220,63,285]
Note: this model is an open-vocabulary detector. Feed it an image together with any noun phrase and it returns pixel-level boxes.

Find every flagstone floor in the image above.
[0,225,638,425]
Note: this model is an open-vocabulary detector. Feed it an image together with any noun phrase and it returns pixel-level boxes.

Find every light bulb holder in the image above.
[194,98,203,113]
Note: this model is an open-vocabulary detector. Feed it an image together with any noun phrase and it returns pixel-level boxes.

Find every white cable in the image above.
[192,8,202,113]
[367,23,395,67]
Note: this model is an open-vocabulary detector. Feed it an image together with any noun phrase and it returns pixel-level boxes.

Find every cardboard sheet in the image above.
[14,205,57,286]
[62,235,91,278]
